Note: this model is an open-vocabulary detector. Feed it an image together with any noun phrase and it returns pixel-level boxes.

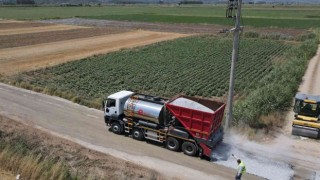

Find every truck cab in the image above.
[104,91,134,123]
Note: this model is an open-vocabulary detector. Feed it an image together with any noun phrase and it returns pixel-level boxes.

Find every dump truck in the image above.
[103,91,226,158]
[292,93,320,139]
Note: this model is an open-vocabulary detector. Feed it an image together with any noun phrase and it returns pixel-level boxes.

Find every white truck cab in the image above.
[104,91,134,123]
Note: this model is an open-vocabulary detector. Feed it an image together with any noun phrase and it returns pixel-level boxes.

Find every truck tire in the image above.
[132,128,144,141]
[111,122,122,134]
[182,142,197,156]
[166,137,180,151]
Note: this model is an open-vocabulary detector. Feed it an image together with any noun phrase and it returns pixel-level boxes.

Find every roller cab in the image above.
[292,93,320,139]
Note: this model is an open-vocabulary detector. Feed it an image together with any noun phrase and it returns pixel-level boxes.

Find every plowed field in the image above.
[0,20,187,75]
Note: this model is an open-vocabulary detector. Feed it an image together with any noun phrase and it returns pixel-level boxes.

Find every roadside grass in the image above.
[0,130,73,180]
[0,116,162,180]
[0,5,319,28]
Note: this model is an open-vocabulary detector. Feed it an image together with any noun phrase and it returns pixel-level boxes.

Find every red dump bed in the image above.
[166,95,226,141]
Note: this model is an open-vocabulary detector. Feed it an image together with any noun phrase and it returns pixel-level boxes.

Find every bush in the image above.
[244,31,260,38]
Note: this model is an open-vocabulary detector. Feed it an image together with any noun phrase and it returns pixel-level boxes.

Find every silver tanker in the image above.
[124,95,166,124]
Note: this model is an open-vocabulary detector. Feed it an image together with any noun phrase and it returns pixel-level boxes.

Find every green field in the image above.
[12,36,293,99]
[8,33,318,128]
[0,5,320,28]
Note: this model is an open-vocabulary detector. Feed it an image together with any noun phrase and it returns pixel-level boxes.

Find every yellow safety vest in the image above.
[238,162,246,174]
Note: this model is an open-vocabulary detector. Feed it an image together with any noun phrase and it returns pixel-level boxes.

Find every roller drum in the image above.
[292,125,319,139]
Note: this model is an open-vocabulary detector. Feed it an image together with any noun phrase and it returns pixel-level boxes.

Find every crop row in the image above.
[13,36,295,103]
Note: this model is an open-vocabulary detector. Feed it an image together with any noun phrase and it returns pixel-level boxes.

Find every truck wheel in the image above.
[182,142,197,156]
[111,122,122,134]
[132,128,144,141]
[166,137,180,151]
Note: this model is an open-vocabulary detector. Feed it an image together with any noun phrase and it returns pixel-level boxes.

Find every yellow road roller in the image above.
[292,93,320,139]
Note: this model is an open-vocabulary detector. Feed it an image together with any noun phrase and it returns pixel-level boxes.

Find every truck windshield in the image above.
[294,100,318,117]
[106,99,116,107]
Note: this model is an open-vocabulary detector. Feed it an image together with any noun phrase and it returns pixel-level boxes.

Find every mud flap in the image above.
[292,125,319,139]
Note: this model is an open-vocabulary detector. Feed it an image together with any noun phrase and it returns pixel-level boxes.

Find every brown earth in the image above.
[0,115,164,180]
[0,20,26,23]
[0,27,128,49]
[0,30,188,75]
[0,24,88,36]
[0,22,53,29]
[41,18,307,36]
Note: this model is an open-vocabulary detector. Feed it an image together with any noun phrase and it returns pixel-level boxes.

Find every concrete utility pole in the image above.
[225,0,242,131]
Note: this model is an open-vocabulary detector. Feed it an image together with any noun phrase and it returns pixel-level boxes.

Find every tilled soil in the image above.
[0,24,88,36]
[0,30,188,75]
[40,18,307,36]
[0,115,164,180]
[0,21,53,29]
[0,27,128,49]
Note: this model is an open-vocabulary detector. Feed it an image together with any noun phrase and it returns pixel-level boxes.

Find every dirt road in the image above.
[0,83,261,180]
[0,30,187,75]
[298,45,320,95]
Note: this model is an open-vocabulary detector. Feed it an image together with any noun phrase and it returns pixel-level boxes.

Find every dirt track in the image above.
[0,30,187,75]
[298,45,320,95]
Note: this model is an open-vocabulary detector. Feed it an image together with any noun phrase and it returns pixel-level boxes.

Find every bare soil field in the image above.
[0,27,128,49]
[0,19,188,75]
[0,30,187,75]
[0,24,88,36]
[0,21,53,29]
[0,115,163,180]
[41,18,307,36]
[0,20,25,23]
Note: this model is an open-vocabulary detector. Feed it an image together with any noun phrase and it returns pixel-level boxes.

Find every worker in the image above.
[232,154,246,180]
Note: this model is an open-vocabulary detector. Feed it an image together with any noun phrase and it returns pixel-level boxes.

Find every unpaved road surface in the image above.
[0,83,261,180]
[298,45,320,95]
[0,30,187,75]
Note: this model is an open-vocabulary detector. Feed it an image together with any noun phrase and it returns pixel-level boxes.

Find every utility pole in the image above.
[225,0,242,131]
